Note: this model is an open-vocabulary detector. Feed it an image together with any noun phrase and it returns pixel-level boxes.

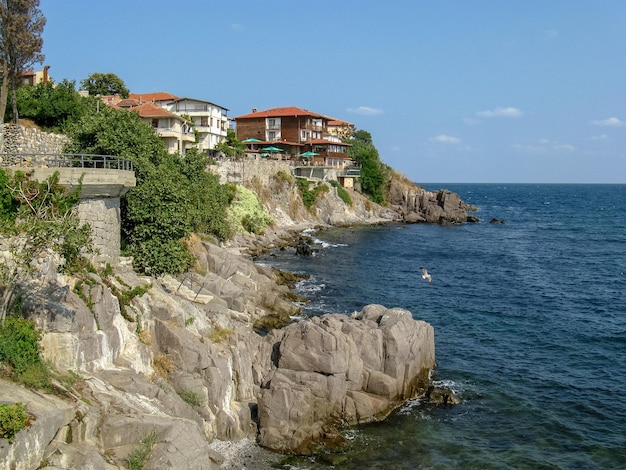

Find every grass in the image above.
[127,430,157,470]
[178,389,203,407]
[208,326,234,344]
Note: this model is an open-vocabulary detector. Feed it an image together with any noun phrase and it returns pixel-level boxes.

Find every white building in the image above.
[164,98,229,155]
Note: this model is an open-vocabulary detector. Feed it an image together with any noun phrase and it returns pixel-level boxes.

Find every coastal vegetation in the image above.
[7,78,88,131]
[0,402,29,443]
[347,129,389,204]
[63,105,235,275]
[227,185,273,235]
[0,168,93,322]
[127,429,157,470]
[0,0,46,123]
[329,179,353,206]
[80,71,130,98]
[297,178,329,210]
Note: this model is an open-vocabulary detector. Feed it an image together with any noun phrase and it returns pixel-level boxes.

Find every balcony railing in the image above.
[0,153,134,171]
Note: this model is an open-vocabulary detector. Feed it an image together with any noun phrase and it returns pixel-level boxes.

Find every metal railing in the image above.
[0,153,134,171]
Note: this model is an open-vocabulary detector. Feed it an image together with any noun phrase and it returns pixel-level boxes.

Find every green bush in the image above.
[330,180,352,206]
[0,403,29,443]
[297,179,328,210]
[0,168,18,226]
[227,185,273,235]
[0,317,43,375]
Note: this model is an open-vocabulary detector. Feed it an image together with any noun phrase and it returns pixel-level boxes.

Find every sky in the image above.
[39,0,626,183]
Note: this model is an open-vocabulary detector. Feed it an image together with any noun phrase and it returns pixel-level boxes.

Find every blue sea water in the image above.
[257,184,626,469]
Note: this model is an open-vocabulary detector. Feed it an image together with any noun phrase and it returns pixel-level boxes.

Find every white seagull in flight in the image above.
[420,267,432,284]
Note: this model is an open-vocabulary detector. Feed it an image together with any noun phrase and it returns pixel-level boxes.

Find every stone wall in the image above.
[213,159,293,185]
[213,159,341,185]
[76,198,122,262]
[0,124,69,164]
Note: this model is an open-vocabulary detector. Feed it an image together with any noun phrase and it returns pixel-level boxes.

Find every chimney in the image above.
[252,108,257,113]
[43,65,50,84]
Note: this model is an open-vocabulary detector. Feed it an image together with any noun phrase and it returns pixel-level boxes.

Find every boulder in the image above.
[256,305,435,454]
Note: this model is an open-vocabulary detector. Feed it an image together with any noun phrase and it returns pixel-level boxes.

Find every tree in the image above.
[214,128,246,159]
[11,78,88,130]
[0,0,46,123]
[347,129,389,204]
[80,72,130,98]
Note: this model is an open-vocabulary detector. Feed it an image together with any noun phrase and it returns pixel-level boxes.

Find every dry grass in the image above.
[208,326,234,344]
[138,330,152,345]
[391,170,419,190]
[153,354,175,379]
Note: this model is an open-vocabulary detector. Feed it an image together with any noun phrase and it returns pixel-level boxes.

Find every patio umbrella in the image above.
[260,146,283,152]
[241,138,262,143]
[298,151,319,157]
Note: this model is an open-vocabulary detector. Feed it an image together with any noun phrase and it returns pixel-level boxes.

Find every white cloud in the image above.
[463,117,481,126]
[591,117,624,127]
[513,138,575,153]
[231,23,245,32]
[430,134,460,144]
[590,134,609,141]
[346,106,383,116]
[554,143,576,151]
[476,107,523,118]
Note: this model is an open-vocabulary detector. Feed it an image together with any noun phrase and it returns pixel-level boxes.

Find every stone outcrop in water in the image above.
[257,305,435,454]
[386,176,476,224]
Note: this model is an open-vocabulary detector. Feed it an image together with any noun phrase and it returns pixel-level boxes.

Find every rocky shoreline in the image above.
[0,178,472,469]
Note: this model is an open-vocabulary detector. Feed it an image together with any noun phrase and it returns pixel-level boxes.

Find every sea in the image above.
[253,184,626,470]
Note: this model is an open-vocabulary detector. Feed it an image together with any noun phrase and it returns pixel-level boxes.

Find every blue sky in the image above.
[40,0,626,183]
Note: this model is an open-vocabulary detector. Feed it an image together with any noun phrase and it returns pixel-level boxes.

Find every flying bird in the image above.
[420,267,432,284]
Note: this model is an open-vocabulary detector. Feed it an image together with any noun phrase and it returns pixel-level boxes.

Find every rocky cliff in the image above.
[0,165,469,469]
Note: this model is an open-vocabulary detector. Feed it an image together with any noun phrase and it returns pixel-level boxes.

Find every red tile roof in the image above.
[115,99,140,108]
[308,138,351,146]
[129,102,183,120]
[235,106,327,120]
[322,115,353,127]
[129,92,179,103]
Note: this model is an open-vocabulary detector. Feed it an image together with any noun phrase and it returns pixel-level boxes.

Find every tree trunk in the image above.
[0,65,9,124]
[10,75,18,124]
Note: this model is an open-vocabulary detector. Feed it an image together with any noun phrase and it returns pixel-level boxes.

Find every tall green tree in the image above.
[0,0,46,123]
[80,72,130,98]
[347,129,388,204]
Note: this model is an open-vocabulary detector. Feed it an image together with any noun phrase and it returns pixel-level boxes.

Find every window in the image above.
[201,116,208,127]
[268,131,276,141]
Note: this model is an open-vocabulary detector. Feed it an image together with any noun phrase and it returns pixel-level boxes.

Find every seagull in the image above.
[420,267,432,284]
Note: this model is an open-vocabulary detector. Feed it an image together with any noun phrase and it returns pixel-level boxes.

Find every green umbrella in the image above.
[298,151,319,157]
[260,146,283,152]
[242,138,262,143]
